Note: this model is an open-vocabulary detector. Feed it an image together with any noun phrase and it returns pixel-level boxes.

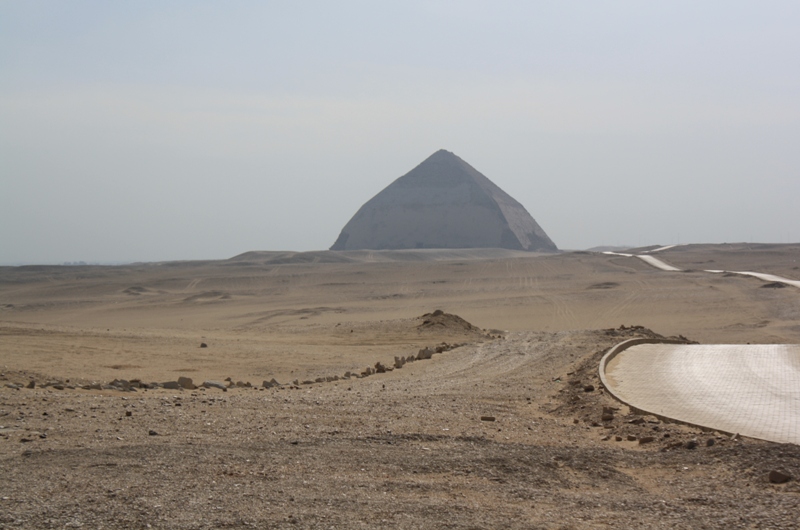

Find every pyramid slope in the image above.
[330,150,557,252]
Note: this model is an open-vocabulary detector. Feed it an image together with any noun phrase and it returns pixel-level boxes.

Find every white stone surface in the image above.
[605,343,800,444]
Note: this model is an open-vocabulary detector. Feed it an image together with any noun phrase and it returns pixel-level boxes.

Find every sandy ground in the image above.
[1,246,799,528]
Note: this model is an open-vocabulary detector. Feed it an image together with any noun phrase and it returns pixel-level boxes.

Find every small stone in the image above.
[601,413,614,422]
[706,438,715,447]
[161,381,181,390]
[202,381,227,391]
[177,377,195,390]
[615,436,623,442]
[627,435,637,441]
[638,436,655,445]
[26,380,35,389]
[125,411,132,417]
[148,430,158,436]
[583,384,595,392]
[686,440,698,450]
[200,343,208,348]
[417,348,434,360]
[480,416,496,422]
[768,470,791,484]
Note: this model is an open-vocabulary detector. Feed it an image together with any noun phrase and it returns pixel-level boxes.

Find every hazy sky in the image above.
[2,1,799,264]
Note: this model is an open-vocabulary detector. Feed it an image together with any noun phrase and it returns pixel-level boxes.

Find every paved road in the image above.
[604,343,800,444]
[635,254,682,271]
[706,269,800,289]
[602,250,800,288]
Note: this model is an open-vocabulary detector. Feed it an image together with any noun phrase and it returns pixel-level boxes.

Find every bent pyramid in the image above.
[330,150,557,252]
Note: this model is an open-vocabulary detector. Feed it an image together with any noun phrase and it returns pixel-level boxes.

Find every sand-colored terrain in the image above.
[1,246,799,528]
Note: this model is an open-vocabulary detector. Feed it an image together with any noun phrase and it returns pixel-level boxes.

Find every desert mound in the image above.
[417,309,483,335]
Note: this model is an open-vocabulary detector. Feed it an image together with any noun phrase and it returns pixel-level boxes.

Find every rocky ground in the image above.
[1,322,798,529]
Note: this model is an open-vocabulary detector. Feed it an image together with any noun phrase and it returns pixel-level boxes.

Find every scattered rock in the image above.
[161,381,181,390]
[638,436,655,445]
[706,438,715,447]
[583,384,595,392]
[262,378,280,389]
[125,411,132,417]
[26,380,35,389]
[480,416,496,422]
[768,470,791,484]
[148,430,158,436]
[177,377,196,390]
[417,348,434,360]
[686,440,698,450]
[200,342,208,348]
[627,435,637,442]
[615,436,623,442]
[202,381,227,391]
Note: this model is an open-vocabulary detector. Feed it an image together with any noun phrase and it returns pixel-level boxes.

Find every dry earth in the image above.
[1,246,799,528]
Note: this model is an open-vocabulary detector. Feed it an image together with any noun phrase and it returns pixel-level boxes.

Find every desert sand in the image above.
[1,245,799,528]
